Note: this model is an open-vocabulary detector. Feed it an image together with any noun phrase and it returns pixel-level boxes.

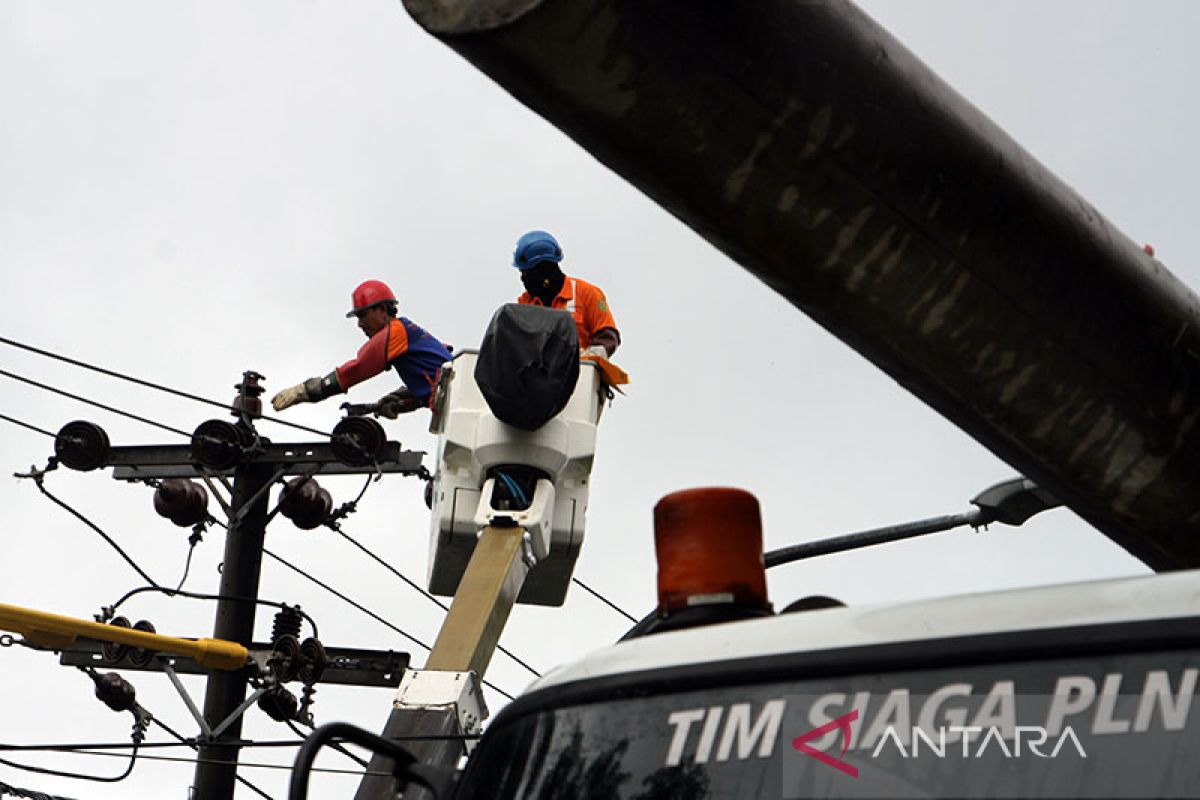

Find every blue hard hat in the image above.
[513,230,563,270]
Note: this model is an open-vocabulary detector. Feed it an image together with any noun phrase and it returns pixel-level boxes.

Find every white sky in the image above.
[2,1,1198,797]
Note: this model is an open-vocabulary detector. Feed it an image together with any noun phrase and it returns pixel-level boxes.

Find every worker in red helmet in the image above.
[513,230,621,356]
[271,280,452,418]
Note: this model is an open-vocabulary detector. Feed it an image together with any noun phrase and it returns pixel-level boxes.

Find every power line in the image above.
[0,733,479,754]
[20,748,390,777]
[261,547,516,701]
[16,469,160,587]
[0,368,190,438]
[0,334,331,438]
[262,548,432,653]
[152,718,275,800]
[106,585,320,641]
[0,780,79,800]
[0,414,54,438]
[571,577,638,623]
[335,529,543,678]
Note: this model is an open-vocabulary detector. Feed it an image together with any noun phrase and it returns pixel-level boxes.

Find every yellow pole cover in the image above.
[0,602,248,671]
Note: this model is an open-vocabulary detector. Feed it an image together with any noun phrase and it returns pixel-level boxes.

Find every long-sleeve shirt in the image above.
[335,317,452,402]
[517,274,620,351]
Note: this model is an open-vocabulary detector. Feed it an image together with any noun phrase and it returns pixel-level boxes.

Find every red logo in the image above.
[791,709,859,778]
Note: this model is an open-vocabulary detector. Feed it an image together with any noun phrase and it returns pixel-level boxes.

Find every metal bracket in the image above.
[58,640,409,687]
[107,441,426,481]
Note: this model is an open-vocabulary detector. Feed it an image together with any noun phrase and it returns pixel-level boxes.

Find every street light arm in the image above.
[763,477,1062,569]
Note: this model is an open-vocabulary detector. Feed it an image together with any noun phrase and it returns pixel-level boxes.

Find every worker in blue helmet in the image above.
[513,230,621,356]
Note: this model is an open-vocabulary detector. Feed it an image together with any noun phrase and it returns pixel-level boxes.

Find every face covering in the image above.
[521,261,565,303]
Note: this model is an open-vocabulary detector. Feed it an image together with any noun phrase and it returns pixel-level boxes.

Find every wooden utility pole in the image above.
[192,457,273,799]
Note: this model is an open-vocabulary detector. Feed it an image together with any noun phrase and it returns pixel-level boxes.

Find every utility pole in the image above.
[44,370,428,800]
[192,459,273,797]
[191,372,273,799]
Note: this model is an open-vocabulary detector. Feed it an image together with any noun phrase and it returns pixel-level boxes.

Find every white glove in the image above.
[271,383,310,412]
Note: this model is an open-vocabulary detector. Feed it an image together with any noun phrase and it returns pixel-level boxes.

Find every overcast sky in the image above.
[3,1,1199,797]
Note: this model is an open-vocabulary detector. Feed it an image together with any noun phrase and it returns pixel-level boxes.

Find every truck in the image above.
[304,1,1200,798]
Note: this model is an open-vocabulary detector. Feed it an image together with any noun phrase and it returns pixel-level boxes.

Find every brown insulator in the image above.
[153,479,210,527]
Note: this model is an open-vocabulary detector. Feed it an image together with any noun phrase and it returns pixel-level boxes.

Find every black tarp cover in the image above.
[475,304,580,431]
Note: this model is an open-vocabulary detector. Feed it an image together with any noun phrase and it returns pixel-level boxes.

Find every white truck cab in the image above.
[454,557,1200,799]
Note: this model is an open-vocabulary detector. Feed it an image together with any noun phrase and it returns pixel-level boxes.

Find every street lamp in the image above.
[763,477,1062,569]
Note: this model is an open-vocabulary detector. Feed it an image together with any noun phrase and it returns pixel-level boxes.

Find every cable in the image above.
[0,780,79,800]
[0,705,142,785]
[0,335,331,438]
[18,470,160,588]
[175,535,201,592]
[105,586,320,640]
[335,529,542,678]
[22,748,390,777]
[0,414,54,438]
[570,577,638,623]
[328,477,541,678]
[0,368,190,438]
[152,718,275,800]
[262,549,431,653]
[261,548,515,701]
[0,733,480,754]
[288,719,367,767]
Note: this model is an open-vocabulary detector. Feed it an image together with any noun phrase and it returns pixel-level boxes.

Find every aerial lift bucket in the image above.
[426,347,604,607]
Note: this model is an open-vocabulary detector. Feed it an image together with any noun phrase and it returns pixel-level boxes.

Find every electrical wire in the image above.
[570,577,639,623]
[261,547,515,701]
[17,470,161,588]
[0,708,142,785]
[285,719,368,770]
[0,368,190,438]
[325,475,541,677]
[262,549,432,653]
[0,733,480,754]
[151,718,275,800]
[174,535,201,592]
[0,335,331,438]
[9,748,388,777]
[105,586,320,641]
[0,780,79,800]
[0,414,54,438]
[335,529,543,678]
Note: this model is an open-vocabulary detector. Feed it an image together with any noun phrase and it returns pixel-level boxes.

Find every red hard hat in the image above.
[346,280,397,318]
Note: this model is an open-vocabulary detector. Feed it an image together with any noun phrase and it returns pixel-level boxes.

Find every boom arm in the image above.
[402,0,1200,569]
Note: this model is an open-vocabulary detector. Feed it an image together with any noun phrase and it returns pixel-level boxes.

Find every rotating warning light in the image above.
[278,477,332,530]
[330,416,386,466]
[654,487,770,614]
[153,479,210,527]
[54,420,111,472]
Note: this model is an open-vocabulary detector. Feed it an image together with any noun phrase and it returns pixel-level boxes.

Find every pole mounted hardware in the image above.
[0,601,248,670]
[152,478,211,527]
[191,419,257,470]
[278,476,333,530]
[53,420,110,471]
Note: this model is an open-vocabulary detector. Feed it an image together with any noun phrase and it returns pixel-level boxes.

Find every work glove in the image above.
[377,388,422,419]
[271,383,311,412]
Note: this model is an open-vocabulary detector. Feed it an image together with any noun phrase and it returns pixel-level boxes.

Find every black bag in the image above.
[475,304,580,431]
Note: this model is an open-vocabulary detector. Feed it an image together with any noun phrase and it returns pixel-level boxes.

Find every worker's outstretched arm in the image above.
[272,372,342,411]
[272,322,404,412]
